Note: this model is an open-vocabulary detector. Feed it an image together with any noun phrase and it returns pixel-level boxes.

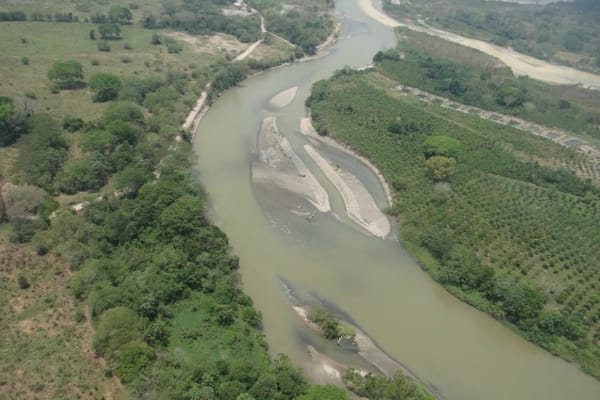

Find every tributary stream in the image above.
[192,0,600,398]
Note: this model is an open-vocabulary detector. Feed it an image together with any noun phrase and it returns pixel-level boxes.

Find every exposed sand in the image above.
[304,345,347,387]
[253,117,331,212]
[166,32,248,56]
[269,86,299,108]
[182,90,208,133]
[304,145,390,238]
[235,40,263,61]
[300,117,393,206]
[357,0,600,90]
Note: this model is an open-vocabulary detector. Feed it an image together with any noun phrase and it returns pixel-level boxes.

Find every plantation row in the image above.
[307,70,600,378]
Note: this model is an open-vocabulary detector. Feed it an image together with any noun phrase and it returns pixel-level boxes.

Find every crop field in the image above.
[308,70,600,377]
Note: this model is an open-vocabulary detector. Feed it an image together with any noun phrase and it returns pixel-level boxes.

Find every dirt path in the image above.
[357,0,600,90]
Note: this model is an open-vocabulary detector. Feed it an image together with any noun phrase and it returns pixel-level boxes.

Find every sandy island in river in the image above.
[304,145,390,239]
[269,86,299,108]
[357,0,600,90]
[252,117,330,212]
[300,117,391,238]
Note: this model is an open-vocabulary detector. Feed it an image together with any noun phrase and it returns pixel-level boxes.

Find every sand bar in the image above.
[253,117,330,212]
[269,86,299,108]
[300,117,393,206]
[304,144,390,238]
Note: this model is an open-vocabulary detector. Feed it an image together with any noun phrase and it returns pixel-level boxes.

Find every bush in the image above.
[114,340,154,383]
[47,60,84,90]
[21,57,29,65]
[97,41,111,52]
[17,274,30,289]
[94,306,143,356]
[63,116,84,132]
[89,73,122,102]
[425,156,457,181]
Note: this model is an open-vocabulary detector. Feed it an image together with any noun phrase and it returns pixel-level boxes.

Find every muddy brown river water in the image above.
[192,0,600,398]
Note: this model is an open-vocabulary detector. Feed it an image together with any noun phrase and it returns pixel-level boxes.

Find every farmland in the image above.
[308,68,600,378]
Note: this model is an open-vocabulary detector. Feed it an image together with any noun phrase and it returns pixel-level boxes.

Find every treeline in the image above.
[248,0,335,55]
[0,6,131,23]
[263,10,333,54]
[373,30,600,140]
[0,10,79,22]
[384,0,600,70]
[307,70,600,378]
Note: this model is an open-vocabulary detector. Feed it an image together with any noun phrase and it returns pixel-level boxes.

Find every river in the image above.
[192,0,600,398]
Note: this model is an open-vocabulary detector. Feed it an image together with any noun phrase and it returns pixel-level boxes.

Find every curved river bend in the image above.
[192,0,600,398]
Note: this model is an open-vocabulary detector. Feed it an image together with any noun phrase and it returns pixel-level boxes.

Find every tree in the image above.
[108,6,132,24]
[296,385,349,400]
[47,60,84,89]
[89,29,96,40]
[423,136,462,160]
[114,340,154,383]
[0,97,29,146]
[94,306,143,356]
[425,156,457,181]
[89,73,122,102]
[98,23,121,40]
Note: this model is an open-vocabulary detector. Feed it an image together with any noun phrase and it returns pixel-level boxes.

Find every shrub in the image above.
[17,274,30,289]
[89,73,122,102]
[97,41,111,52]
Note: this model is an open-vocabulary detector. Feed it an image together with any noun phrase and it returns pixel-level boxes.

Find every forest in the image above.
[307,68,600,379]
[383,0,600,72]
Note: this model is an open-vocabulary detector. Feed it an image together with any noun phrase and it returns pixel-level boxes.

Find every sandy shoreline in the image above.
[182,90,209,134]
[357,0,600,90]
[253,117,331,212]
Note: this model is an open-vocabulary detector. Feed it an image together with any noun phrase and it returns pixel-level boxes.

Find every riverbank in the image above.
[357,0,600,90]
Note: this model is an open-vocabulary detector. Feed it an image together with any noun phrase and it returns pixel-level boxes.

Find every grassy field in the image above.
[0,235,123,399]
[0,21,222,121]
[308,69,600,378]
